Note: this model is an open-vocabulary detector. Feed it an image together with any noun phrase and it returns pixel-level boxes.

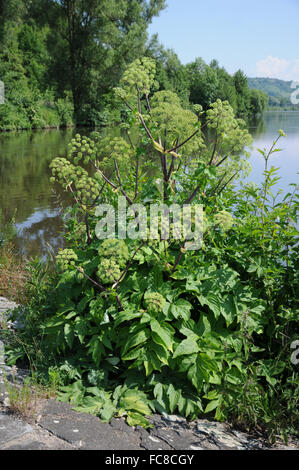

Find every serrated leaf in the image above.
[205,399,220,413]
[119,389,151,416]
[149,341,169,365]
[197,293,221,319]
[126,412,153,428]
[150,319,173,352]
[173,338,199,358]
[87,335,105,366]
[100,400,116,422]
[64,323,74,348]
[171,299,192,320]
[167,384,181,413]
[72,395,104,415]
[122,328,150,356]
[74,317,89,344]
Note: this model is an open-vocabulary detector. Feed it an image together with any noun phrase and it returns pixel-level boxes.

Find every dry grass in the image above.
[3,368,57,421]
[0,242,29,303]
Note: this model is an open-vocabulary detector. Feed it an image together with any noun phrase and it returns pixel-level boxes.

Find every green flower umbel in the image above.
[98,239,129,268]
[214,210,234,231]
[97,258,121,284]
[144,292,166,314]
[56,249,78,271]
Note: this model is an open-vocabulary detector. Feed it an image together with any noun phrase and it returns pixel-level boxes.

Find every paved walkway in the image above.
[0,297,298,451]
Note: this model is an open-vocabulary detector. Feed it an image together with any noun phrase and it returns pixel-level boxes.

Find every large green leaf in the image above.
[126,412,153,428]
[121,328,150,356]
[64,323,74,348]
[74,317,89,344]
[197,293,221,319]
[119,389,152,416]
[205,399,220,413]
[87,335,105,366]
[150,319,173,352]
[173,338,199,358]
[170,299,192,320]
[100,400,117,422]
[72,395,105,415]
[167,384,181,413]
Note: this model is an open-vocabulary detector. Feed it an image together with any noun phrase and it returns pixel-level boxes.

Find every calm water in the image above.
[246,111,299,192]
[0,111,298,259]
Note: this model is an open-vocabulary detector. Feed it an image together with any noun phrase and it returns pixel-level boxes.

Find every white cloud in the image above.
[256,56,299,81]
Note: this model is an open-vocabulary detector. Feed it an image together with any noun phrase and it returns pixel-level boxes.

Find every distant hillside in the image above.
[248,77,297,107]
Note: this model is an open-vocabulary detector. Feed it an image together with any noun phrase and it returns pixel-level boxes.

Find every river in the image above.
[0,111,298,259]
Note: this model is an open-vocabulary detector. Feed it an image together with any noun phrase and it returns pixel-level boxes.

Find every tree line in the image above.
[0,0,268,130]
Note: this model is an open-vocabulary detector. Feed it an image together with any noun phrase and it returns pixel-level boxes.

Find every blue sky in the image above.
[147,0,299,80]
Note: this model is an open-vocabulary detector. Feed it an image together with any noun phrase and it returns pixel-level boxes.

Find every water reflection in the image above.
[0,112,298,259]
[246,114,266,137]
[0,128,76,259]
[245,111,299,192]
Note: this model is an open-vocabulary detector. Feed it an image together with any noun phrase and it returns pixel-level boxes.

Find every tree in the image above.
[186,58,220,110]
[32,0,166,122]
[233,69,250,116]
[146,35,190,105]
[249,88,268,115]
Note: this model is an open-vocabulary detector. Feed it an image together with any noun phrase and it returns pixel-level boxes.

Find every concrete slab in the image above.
[0,412,33,447]
[39,399,142,450]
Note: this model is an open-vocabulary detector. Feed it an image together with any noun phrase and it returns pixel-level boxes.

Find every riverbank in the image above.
[0,124,74,133]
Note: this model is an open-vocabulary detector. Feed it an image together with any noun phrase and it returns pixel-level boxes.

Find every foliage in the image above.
[6,59,298,441]
[28,0,166,123]
[186,59,268,117]
[0,1,270,130]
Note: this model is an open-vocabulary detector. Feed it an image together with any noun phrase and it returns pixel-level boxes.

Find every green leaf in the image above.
[167,384,181,413]
[187,353,219,390]
[145,350,162,374]
[87,335,105,366]
[170,299,192,320]
[149,341,169,365]
[126,412,153,428]
[74,317,89,343]
[65,311,77,320]
[173,338,199,358]
[77,295,92,314]
[44,314,65,328]
[122,347,142,361]
[100,400,116,422]
[203,390,219,400]
[220,295,237,326]
[150,319,173,352]
[225,367,244,385]
[114,309,142,327]
[57,300,76,314]
[72,395,104,415]
[119,389,152,416]
[153,382,164,402]
[205,399,220,413]
[197,293,221,319]
[197,313,212,336]
[64,323,74,348]
[122,328,150,356]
